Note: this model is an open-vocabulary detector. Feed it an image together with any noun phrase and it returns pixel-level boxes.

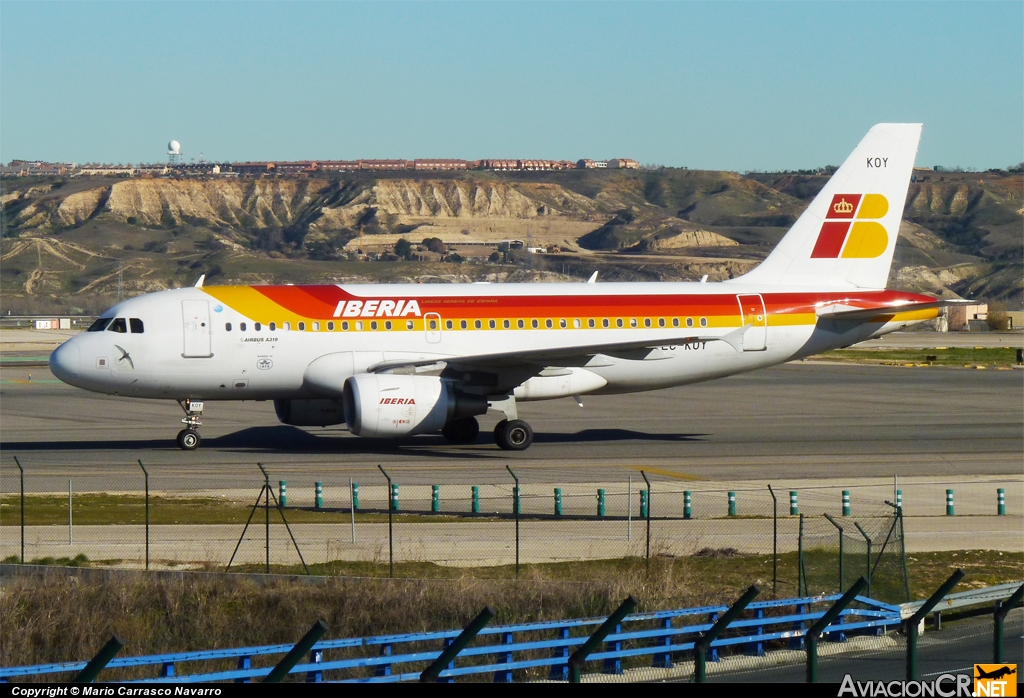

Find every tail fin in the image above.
[733,123,922,289]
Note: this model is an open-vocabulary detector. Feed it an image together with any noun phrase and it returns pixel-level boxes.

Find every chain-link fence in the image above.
[1,461,1020,593]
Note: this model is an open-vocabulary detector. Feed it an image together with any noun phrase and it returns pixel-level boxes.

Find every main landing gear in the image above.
[176,398,204,451]
[439,394,536,450]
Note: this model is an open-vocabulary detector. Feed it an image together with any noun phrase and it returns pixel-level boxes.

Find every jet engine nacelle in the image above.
[274,398,346,427]
[342,374,487,438]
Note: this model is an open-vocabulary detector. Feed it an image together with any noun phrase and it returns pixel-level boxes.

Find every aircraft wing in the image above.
[816,298,974,322]
[366,326,748,375]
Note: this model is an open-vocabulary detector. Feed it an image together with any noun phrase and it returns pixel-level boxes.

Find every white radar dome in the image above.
[168,140,181,154]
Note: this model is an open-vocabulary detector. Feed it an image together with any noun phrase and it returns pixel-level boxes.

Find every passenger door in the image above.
[424,312,441,344]
[736,294,768,351]
[182,300,213,358]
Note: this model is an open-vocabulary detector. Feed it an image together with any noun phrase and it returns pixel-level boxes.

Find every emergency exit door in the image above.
[182,300,213,358]
[736,294,767,351]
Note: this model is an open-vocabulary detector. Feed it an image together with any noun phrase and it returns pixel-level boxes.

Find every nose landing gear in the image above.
[176,399,204,450]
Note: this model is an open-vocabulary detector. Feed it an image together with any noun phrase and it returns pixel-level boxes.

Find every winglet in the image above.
[194,274,205,288]
[587,271,598,284]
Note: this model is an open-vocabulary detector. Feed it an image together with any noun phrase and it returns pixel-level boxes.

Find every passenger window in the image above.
[488,319,496,329]
[531,319,539,329]
[672,318,680,327]
[559,319,567,329]
[460,320,468,330]
[406,320,414,330]
[545,319,553,329]
[503,320,510,329]
[518,320,525,329]
[588,319,595,328]
[686,317,694,328]
[658,318,665,328]
[129,318,144,333]
[240,322,247,331]
[445,320,453,330]
[255,322,262,331]
[284,322,291,331]
[312,322,320,331]
[371,321,378,330]
[88,317,113,332]
[630,318,638,328]
[644,318,652,328]
[602,319,609,328]
[269,322,276,331]
[327,321,335,331]
[225,322,232,331]
[700,317,708,327]
[107,318,128,333]
[616,318,624,328]
[298,322,305,331]
[429,319,438,330]
[355,321,363,331]
[341,321,349,331]
[475,320,482,329]
[385,320,392,330]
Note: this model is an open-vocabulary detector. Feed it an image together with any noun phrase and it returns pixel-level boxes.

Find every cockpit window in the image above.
[106,318,128,333]
[129,318,144,333]
[88,317,113,332]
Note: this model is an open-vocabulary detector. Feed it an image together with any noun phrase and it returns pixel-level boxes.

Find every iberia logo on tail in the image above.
[810,193,889,259]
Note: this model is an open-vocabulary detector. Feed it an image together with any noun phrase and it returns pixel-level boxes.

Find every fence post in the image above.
[906,569,965,680]
[351,481,359,511]
[420,607,496,683]
[728,491,736,517]
[640,471,652,569]
[506,466,520,576]
[279,481,287,508]
[71,635,125,683]
[806,577,868,682]
[432,485,440,513]
[768,485,777,595]
[258,464,270,573]
[378,466,394,578]
[472,485,480,514]
[315,482,323,509]
[138,460,150,570]
[854,521,872,598]
[554,487,562,516]
[790,490,799,515]
[262,620,328,683]
[997,488,1005,516]
[945,489,954,516]
[824,513,844,593]
[896,489,903,509]
[994,584,1024,663]
[798,514,805,596]
[14,457,25,564]
[639,488,648,518]
[349,478,356,544]
[684,490,692,519]
[391,482,400,512]
[842,490,850,516]
[597,489,605,517]
[568,596,639,683]
[694,586,760,682]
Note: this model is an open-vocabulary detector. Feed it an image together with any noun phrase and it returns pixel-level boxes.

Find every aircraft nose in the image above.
[49,340,81,385]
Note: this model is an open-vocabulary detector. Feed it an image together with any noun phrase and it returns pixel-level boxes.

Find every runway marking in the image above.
[631,467,707,481]
[1,379,63,384]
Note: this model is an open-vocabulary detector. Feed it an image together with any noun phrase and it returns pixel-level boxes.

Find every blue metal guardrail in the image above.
[1,594,901,683]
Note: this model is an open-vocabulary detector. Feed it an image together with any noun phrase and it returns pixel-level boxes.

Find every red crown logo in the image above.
[833,198,854,214]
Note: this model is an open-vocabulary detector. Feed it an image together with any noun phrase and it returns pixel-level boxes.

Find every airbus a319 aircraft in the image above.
[50,123,965,451]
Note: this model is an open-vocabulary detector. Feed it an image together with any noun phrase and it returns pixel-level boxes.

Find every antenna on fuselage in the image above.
[587,271,598,283]
[194,274,205,288]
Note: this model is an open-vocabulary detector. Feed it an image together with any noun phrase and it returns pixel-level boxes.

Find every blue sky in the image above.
[2,1,1021,170]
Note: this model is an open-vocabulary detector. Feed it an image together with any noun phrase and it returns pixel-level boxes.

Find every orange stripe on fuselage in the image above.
[201,285,936,329]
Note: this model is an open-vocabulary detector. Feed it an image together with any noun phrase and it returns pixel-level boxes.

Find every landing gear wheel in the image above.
[177,428,201,450]
[495,419,534,451]
[442,416,480,444]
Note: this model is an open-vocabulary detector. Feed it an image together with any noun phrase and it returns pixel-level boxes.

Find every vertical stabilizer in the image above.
[732,123,922,289]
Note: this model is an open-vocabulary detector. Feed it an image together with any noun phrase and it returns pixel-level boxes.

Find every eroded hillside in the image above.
[2,169,1020,313]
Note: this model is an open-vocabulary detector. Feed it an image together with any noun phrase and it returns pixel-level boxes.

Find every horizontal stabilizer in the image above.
[816,298,973,322]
